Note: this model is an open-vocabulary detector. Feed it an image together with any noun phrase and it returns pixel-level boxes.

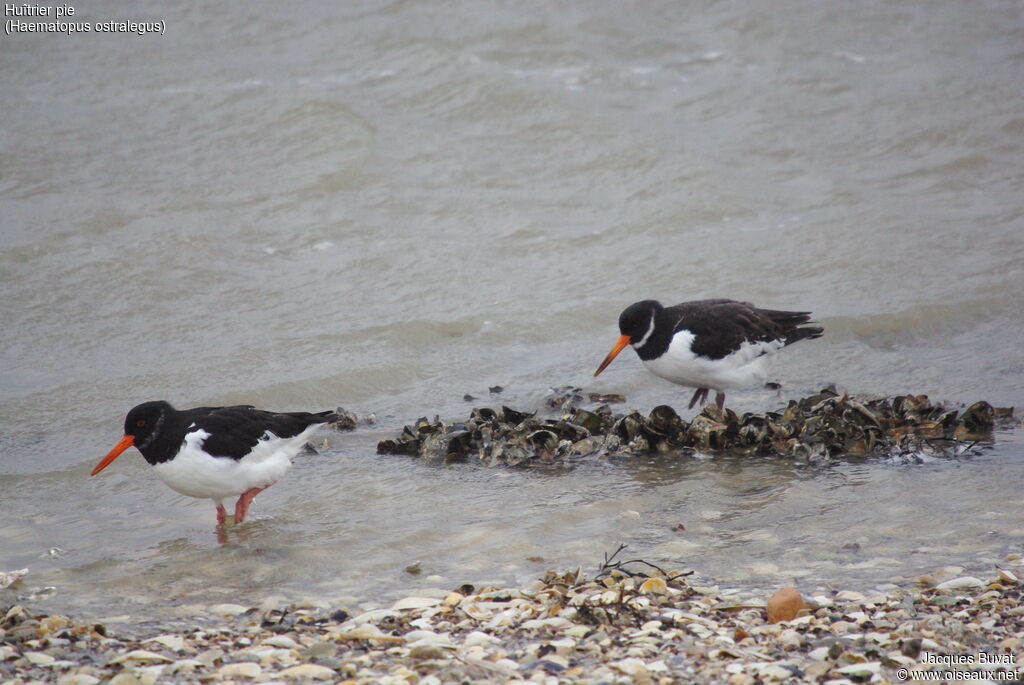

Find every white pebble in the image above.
[836,661,882,676]
[935,576,985,591]
[391,596,442,611]
[261,635,300,650]
[57,675,100,685]
[24,651,55,666]
[144,635,185,652]
[207,603,249,616]
[278,663,337,680]
[217,662,261,679]
[463,631,500,647]
[110,650,172,664]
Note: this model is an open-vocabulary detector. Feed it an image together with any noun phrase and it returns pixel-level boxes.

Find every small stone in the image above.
[758,664,795,680]
[835,590,866,602]
[639,578,668,595]
[110,650,173,664]
[299,642,337,661]
[808,646,831,661]
[351,609,398,624]
[831,620,854,634]
[208,603,249,616]
[261,635,300,649]
[766,587,805,623]
[194,648,223,666]
[24,651,56,666]
[166,659,204,674]
[0,569,28,589]
[278,663,337,680]
[404,629,451,646]
[837,661,882,677]
[996,568,1019,584]
[408,643,447,659]
[217,662,261,679]
[463,631,500,647]
[778,628,802,649]
[145,634,185,652]
[58,676,100,685]
[391,596,442,611]
[610,657,649,676]
[108,674,144,685]
[935,576,984,591]
[39,615,73,633]
[549,637,576,655]
[803,661,832,679]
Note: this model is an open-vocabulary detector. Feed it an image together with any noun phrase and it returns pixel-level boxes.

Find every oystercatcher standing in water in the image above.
[594,299,823,410]
[92,401,338,526]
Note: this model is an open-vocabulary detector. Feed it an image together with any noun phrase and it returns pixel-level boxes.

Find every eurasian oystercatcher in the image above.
[594,299,823,410]
[92,401,339,526]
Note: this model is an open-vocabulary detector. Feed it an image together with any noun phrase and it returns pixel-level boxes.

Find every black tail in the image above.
[311,409,340,425]
[759,309,823,347]
[783,324,824,346]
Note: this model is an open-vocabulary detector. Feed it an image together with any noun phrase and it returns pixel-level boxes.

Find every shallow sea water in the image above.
[2,1,1023,624]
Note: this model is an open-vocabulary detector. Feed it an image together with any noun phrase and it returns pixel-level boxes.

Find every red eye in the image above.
[136,419,146,427]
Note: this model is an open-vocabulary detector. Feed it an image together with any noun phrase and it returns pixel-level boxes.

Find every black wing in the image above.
[668,299,822,360]
[189,406,337,461]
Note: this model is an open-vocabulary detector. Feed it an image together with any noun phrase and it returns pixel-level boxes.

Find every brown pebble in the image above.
[766,587,805,624]
[733,626,750,641]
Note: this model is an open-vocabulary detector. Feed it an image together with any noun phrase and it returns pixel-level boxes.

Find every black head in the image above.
[124,400,173,450]
[91,400,176,476]
[595,300,666,377]
[618,300,664,340]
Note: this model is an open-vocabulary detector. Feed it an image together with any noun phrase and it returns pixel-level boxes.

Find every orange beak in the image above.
[594,334,631,377]
[91,434,135,476]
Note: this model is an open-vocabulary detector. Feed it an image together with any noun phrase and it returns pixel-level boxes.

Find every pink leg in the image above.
[234,486,269,523]
[688,387,709,409]
[715,391,726,410]
[216,503,227,526]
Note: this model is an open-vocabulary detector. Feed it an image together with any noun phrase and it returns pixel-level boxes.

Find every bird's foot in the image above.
[216,503,227,527]
[233,486,269,523]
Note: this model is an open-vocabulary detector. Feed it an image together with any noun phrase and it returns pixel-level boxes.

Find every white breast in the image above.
[640,330,784,391]
[152,425,321,503]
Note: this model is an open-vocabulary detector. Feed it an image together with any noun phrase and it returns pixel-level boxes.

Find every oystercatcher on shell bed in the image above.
[92,401,339,526]
[594,299,823,410]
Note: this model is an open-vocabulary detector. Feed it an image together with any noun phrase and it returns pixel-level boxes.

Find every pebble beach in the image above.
[3,554,1022,684]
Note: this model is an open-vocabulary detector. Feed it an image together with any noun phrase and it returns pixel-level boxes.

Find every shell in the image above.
[376,387,1003,467]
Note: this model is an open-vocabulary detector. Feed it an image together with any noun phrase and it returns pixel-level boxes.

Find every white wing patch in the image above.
[642,330,785,391]
[151,423,323,502]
